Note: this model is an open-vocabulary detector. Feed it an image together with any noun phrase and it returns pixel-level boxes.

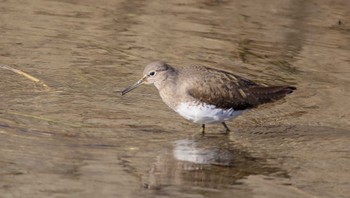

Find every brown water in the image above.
[1,0,350,197]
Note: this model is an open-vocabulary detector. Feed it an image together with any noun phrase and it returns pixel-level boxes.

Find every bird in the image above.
[121,61,296,134]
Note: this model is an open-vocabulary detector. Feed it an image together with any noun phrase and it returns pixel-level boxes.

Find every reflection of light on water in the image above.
[173,139,215,165]
[173,139,235,166]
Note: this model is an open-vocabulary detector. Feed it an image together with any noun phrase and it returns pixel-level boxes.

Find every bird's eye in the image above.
[148,71,156,77]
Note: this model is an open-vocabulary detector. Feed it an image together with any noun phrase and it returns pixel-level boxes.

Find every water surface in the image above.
[1,0,349,197]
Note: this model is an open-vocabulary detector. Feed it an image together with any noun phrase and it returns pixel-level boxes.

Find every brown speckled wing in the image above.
[186,66,296,110]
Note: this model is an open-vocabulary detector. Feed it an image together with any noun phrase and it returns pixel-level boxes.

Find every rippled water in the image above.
[1,0,350,197]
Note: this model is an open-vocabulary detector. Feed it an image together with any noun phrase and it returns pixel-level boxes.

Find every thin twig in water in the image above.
[0,64,50,90]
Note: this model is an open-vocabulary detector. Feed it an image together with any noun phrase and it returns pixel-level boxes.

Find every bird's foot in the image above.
[222,122,230,134]
[201,124,205,135]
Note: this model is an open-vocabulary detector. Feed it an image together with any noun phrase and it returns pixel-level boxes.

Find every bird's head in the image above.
[121,61,173,95]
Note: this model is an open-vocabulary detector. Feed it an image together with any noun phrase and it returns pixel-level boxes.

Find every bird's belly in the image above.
[175,102,244,124]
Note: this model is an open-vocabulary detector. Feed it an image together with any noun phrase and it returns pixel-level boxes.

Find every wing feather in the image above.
[185,66,295,110]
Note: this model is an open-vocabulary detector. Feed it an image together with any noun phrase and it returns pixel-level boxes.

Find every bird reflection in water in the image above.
[142,135,287,190]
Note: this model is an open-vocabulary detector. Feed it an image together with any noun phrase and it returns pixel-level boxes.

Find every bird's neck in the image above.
[155,69,179,109]
[153,67,178,91]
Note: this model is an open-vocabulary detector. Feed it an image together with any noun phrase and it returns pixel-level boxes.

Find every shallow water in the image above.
[1,0,350,197]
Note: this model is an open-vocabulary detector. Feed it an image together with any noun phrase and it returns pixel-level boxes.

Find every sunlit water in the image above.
[1,0,349,197]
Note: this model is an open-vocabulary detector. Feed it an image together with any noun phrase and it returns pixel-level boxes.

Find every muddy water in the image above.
[1,0,350,197]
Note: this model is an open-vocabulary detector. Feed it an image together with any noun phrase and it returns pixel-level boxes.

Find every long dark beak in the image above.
[121,76,146,95]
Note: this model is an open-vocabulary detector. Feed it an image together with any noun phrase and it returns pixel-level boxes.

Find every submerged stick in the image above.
[0,64,50,90]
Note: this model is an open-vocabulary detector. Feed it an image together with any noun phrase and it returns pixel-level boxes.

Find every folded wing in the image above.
[186,67,296,110]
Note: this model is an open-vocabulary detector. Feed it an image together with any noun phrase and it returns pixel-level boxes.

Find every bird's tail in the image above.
[248,86,296,104]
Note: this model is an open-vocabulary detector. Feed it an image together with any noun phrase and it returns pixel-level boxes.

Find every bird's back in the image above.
[178,65,296,110]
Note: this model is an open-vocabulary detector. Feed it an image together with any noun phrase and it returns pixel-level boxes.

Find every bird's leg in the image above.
[222,122,230,134]
[201,124,205,135]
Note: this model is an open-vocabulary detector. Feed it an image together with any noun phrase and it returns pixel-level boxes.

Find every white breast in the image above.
[175,102,244,124]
